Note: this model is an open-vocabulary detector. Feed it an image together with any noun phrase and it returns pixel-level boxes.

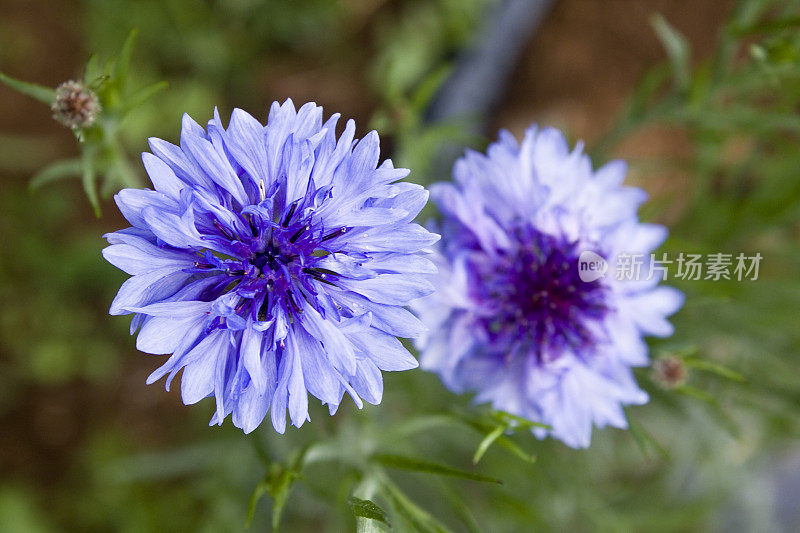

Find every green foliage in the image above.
[247,445,308,530]
[2,0,800,531]
[603,0,800,449]
[0,183,124,385]
[378,475,453,533]
[371,454,502,484]
[2,29,168,215]
[0,485,56,533]
[28,158,82,190]
[651,14,692,92]
[369,0,492,181]
[0,71,55,104]
[349,497,391,532]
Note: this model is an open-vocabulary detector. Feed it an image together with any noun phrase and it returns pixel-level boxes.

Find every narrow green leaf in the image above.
[115,28,139,89]
[683,357,745,382]
[493,434,534,463]
[627,417,669,460]
[462,418,536,464]
[675,384,717,405]
[271,469,302,530]
[491,410,551,430]
[247,444,312,530]
[103,57,115,80]
[245,465,302,530]
[410,65,452,113]
[84,54,102,85]
[675,385,741,436]
[472,425,504,464]
[124,81,169,113]
[731,16,800,37]
[431,478,481,533]
[0,72,55,104]
[349,497,391,527]
[81,147,101,217]
[29,158,82,190]
[627,63,672,118]
[372,454,501,485]
[651,14,691,91]
[245,477,271,529]
[379,477,452,533]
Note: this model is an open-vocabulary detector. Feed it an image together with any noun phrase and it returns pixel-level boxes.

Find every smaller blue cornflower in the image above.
[413,126,683,448]
[103,100,439,433]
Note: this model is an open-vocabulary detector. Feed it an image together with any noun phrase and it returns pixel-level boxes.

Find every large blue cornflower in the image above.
[413,126,683,448]
[103,100,438,433]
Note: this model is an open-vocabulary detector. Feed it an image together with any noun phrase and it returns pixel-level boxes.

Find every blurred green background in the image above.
[2,0,800,531]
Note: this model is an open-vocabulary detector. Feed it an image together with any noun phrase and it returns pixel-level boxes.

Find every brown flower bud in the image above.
[652,356,688,389]
[51,80,100,130]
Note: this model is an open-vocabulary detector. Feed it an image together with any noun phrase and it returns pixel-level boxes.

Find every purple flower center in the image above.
[186,180,347,329]
[469,227,608,362]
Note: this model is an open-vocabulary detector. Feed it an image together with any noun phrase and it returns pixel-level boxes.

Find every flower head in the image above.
[414,126,683,448]
[651,356,687,389]
[51,80,100,129]
[103,100,438,433]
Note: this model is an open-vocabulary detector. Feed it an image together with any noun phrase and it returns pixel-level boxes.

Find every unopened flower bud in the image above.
[51,80,100,129]
[652,356,688,389]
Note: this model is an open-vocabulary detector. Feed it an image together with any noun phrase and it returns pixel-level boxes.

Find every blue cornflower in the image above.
[413,126,683,448]
[103,100,439,433]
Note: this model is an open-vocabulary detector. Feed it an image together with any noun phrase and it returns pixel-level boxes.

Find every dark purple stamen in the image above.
[213,219,234,240]
[289,225,310,243]
[244,213,258,237]
[282,200,299,227]
[189,183,347,327]
[472,227,608,362]
[322,227,347,241]
[258,297,270,321]
[285,290,302,314]
[302,267,337,286]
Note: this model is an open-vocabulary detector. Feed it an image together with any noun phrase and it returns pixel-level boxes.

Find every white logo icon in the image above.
[578,251,607,282]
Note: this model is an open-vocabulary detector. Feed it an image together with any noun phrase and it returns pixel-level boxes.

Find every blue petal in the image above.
[181,115,248,205]
[142,206,205,249]
[148,137,217,191]
[241,326,267,394]
[115,188,177,229]
[180,330,228,405]
[345,327,419,371]
[232,384,270,434]
[341,274,434,305]
[142,152,185,199]
[293,327,340,405]
[286,339,309,428]
[351,359,383,405]
[109,267,191,315]
[335,291,427,338]
[270,347,292,434]
[300,302,356,374]
[345,223,440,254]
[224,108,270,186]
[102,242,194,276]
[136,314,206,354]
